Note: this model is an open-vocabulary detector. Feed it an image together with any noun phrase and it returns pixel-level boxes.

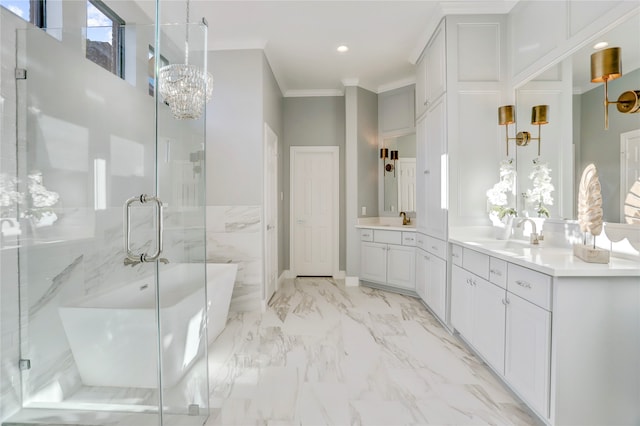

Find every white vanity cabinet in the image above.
[415,235,447,322]
[504,290,551,417]
[448,239,640,425]
[450,263,506,372]
[450,244,551,418]
[359,229,415,291]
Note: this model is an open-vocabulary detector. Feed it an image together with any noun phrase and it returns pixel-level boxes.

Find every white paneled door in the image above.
[290,147,339,276]
[264,124,278,304]
[621,129,640,223]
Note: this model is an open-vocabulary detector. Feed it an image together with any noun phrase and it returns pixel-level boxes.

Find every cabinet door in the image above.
[427,255,447,322]
[415,116,427,234]
[451,265,473,339]
[505,293,551,417]
[415,54,428,119]
[360,242,387,284]
[424,97,447,240]
[425,22,446,104]
[473,277,506,373]
[387,245,415,289]
[415,249,429,301]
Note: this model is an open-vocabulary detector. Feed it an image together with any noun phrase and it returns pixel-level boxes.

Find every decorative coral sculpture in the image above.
[574,163,609,263]
[624,177,640,225]
[577,163,603,237]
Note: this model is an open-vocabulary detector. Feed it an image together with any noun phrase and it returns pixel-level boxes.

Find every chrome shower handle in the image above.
[124,194,164,263]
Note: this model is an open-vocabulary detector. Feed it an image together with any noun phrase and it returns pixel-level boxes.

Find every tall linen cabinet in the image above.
[415,15,508,325]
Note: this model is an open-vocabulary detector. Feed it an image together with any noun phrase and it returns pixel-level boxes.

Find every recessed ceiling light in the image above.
[593,41,609,50]
[337,45,349,53]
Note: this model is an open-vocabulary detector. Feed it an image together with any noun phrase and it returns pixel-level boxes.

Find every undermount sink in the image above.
[477,239,535,250]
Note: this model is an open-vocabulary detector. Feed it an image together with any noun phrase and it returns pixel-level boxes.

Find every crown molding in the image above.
[377,76,416,94]
[284,89,344,98]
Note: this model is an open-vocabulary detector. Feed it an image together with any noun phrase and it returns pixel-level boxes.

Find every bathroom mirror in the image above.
[515,11,640,224]
[380,132,416,215]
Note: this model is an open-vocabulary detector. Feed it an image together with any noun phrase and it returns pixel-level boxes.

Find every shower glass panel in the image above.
[11,18,209,426]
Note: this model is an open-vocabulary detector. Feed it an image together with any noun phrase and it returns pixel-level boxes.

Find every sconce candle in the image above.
[590,46,640,129]
[380,148,389,175]
[498,104,549,157]
[390,150,399,177]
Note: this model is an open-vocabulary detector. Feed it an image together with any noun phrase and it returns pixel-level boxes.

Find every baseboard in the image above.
[282,269,295,279]
[345,276,359,287]
[333,270,346,279]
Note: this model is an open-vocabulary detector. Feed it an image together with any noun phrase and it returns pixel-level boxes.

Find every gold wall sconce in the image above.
[498,104,549,157]
[380,148,399,176]
[590,47,640,129]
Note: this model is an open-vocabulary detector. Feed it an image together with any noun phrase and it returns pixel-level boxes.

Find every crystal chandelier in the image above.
[158,0,213,120]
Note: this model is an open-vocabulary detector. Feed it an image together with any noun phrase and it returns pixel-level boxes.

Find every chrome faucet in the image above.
[124,257,169,266]
[516,218,539,244]
[399,211,410,226]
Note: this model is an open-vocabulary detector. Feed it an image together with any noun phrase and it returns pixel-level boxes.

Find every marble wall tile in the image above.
[206,206,263,312]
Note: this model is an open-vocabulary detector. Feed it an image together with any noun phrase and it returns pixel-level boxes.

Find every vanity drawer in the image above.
[451,244,463,266]
[402,232,416,246]
[507,263,552,311]
[359,229,373,242]
[489,257,507,289]
[415,233,427,251]
[462,248,489,280]
[426,236,446,259]
[374,230,402,245]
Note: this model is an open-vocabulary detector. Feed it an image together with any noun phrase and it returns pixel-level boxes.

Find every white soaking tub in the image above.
[59,263,237,389]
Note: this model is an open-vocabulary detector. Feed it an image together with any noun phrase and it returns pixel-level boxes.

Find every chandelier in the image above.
[158,0,213,120]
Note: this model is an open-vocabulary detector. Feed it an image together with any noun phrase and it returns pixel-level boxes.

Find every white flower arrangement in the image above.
[526,158,554,217]
[486,159,517,219]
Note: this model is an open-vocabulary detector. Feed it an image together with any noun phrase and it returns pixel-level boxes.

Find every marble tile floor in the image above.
[204,277,541,426]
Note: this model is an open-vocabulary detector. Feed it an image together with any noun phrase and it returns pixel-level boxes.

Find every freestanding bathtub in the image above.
[59,263,237,389]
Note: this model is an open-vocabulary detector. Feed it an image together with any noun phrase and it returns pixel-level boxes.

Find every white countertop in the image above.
[355,217,417,232]
[450,237,640,277]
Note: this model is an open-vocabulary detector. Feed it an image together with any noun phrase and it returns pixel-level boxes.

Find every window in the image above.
[0,0,45,27]
[86,0,124,77]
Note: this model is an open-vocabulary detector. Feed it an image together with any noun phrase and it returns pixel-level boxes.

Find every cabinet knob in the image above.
[424,170,430,174]
[490,268,502,277]
[515,280,532,289]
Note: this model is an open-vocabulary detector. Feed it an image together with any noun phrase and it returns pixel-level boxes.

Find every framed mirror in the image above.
[379,132,416,215]
[514,11,640,224]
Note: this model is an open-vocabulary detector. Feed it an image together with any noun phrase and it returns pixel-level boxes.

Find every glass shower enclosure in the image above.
[0,3,210,425]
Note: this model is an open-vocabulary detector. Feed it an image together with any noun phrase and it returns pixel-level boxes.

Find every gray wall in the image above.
[357,87,379,218]
[207,49,264,205]
[579,67,640,222]
[283,96,346,271]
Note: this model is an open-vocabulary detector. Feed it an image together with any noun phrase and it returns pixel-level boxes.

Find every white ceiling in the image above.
[130,1,518,96]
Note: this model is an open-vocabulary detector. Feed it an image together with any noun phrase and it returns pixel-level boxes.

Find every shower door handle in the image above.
[124,194,164,263]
